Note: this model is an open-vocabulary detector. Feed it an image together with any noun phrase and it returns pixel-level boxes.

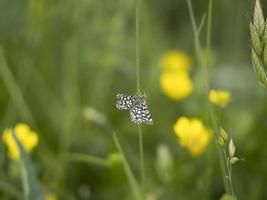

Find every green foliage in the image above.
[0,0,267,199]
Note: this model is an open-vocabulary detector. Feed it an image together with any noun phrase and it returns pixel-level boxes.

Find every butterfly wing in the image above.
[116,94,138,110]
[130,100,153,125]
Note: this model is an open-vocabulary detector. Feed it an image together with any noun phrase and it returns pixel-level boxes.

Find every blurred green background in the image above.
[0,0,267,199]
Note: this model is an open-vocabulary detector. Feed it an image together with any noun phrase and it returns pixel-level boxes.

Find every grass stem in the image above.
[136,0,140,92]
[64,153,111,167]
[223,150,235,197]
[206,0,213,68]
[112,131,143,200]
[0,50,36,126]
[136,0,145,193]
[138,125,145,191]
[186,0,235,196]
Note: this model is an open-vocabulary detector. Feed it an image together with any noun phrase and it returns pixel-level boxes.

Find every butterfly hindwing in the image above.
[130,99,153,125]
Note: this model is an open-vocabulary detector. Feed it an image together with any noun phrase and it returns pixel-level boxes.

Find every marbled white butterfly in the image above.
[116,93,153,125]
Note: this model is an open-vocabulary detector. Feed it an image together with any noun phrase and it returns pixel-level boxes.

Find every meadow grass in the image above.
[0,0,267,199]
[186,0,239,197]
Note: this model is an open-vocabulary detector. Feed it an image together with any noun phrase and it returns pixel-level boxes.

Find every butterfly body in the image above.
[116,93,153,125]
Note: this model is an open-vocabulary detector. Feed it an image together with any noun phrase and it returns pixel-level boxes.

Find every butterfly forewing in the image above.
[116,94,138,110]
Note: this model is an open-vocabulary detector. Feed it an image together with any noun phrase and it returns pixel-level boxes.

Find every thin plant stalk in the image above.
[229,160,234,195]
[136,0,140,92]
[0,50,36,126]
[112,131,143,200]
[186,0,235,196]
[136,0,145,192]
[64,153,111,167]
[84,107,142,199]
[206,0,213,68]
[223,150,234,196]
[138,125,145,190]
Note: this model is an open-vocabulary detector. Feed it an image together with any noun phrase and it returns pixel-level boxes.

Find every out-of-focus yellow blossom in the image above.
[173,117,212,156]
[45,193,58,200]
[209,89,231,107]
[160,71,193,100]
[2,123,39,160]
[161,51,192,72]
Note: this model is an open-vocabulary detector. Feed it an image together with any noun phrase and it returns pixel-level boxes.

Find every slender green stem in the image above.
[206,0,213,68]
[219,149,230,193]
[198,14,207,33]
[0,50,36,126]
[186,0,208,91]
[112,131,143,200]
[186,0,235,196]
[89,113,142,199]
[215,108,230,193]
[229,162,234,196]
[64,153,111,167]
[223,150,234,197]
[222,151,230,192]
[136,0,140,92]
[138,125,145,190]
[136,0,145,192]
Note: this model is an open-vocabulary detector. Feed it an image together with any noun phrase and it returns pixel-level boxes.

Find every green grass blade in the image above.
[0,49,36,126]
[64,153,111,167]
[112,131,143,200]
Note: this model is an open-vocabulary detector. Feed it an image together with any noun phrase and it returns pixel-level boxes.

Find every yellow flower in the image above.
[2,123,39,160]
[209,89,230,107]
[160,71,193,100]
[173,117,212,156]
[45,193,58,200]
[161,51,191,72]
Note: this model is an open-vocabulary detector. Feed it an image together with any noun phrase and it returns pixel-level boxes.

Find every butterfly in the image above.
[116,93,153,125]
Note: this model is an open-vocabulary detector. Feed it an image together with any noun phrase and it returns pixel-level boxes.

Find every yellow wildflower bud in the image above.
[217,137,225,147]
[2,123,39,160]
[209,89,230,107]
[161,51,191,72]
[220,127,228,141]
[160,71,193,101]
[173,117,212,156]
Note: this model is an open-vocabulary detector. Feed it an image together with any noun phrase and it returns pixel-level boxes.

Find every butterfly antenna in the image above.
[137,89,142,96]
[143,92,147,98]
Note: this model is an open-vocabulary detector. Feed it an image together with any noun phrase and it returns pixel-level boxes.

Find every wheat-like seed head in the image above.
[250,0,267,89]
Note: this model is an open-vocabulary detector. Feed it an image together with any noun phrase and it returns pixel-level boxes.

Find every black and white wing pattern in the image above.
[116,94,138,110]
[130,99,153,125]
[116,93,153,125]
